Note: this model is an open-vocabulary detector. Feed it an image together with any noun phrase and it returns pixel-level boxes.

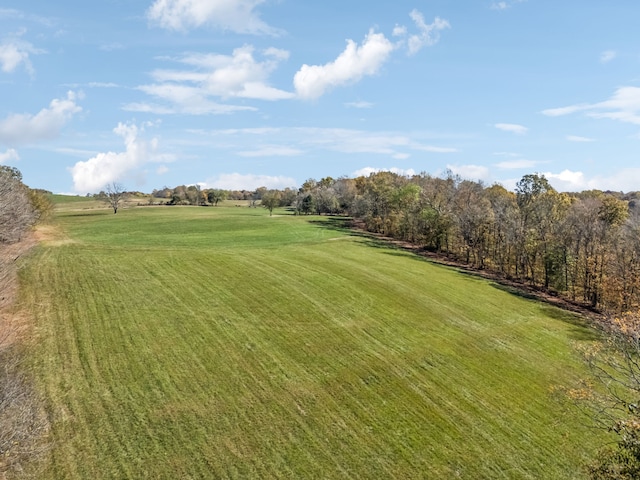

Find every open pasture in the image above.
[18,202,607,478]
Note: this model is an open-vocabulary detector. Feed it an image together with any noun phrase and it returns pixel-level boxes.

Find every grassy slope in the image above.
[19,202,607,479]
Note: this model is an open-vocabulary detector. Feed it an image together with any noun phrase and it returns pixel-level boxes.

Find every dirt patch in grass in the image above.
[33,224,74,247]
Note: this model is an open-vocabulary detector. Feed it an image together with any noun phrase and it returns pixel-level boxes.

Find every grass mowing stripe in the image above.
[18,204,609,479]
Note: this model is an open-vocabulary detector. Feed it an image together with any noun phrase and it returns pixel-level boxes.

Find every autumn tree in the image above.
[452,180,492,268]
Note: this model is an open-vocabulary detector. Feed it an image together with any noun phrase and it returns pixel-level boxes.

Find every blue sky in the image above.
[1,1,640,194]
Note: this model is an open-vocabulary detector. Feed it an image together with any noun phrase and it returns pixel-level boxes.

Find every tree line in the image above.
[208,171,638,316]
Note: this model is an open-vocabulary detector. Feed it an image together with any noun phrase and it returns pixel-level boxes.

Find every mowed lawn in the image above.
[18,202,608,479]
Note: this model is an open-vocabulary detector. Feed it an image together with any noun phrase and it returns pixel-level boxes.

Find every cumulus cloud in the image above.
[543,86,640,125]
[406,10,450,55]
[294,30,395,100]
[70,122,173,193]
[146,0,278,35]
[0,91,81,146]
[352,167,417,178]
[446,164,491,182]
[531,168,640,193]
[205,172,296,190]
[494,123,528,135]
[128,46,293,114]
[0,148,19,164]
[0,38,43,74]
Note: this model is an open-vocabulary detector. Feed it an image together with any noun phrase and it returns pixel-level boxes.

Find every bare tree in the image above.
[103,182,127,214]
[578,314,640,478]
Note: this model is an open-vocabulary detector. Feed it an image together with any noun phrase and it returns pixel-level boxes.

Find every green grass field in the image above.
[17,201,609,478]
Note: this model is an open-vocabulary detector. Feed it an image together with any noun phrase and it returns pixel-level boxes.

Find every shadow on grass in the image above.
[307,217,394,249]
[308,215,603,340]
[539,305,602,341]
[60,212,109,218]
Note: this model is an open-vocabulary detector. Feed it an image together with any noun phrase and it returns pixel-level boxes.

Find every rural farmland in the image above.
[13,198,610,479]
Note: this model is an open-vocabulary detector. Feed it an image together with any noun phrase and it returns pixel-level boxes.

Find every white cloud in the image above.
[294,30,395,100]
[299,127,457,156]
[345,101,373,109]
[88,82,120,88]
[446,164,491,181]
[494,159,538,169]
[406,10,450,55]
[543,169,587,191]
[192,126,457,159]
[352,167,416,178]
[543,86,640,125]
[0,91,81,146]
[539,168,640,193]
[600,50,617,63]
[129,84,257,115]
[566,135,595,142]
[70,122,174,193]
[542,104,589,117]
[53,147,99,158]
[146,0,278,35]
[130,46,293,114]
[0,39,43,74]
[494,123,528,135]
[236,145,303,157]
[392,25,407,37]
[157,165,169,175]
[493,151,520,157]
[491,0,526,10]
[0,148,19,164]
[0,8,55,27]
[415,145,458,153]
[587,87,640,124]
[392,153,411,160]
[177,46,293,99]
[205,173,296,190]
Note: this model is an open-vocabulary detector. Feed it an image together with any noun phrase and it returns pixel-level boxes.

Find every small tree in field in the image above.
[261,190,281,216]
[102,182,126,214]
[207,189,227,206]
